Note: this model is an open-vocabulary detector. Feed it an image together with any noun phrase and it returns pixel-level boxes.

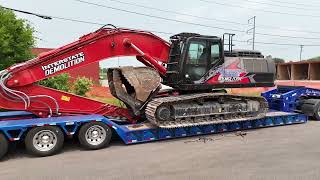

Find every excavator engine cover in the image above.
[107,67,161,116]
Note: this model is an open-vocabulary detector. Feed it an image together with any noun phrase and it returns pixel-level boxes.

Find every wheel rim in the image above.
[85,125,107,146]
[32,130,57,152]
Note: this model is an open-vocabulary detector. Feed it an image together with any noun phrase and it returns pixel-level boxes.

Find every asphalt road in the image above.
[1,121,320,180]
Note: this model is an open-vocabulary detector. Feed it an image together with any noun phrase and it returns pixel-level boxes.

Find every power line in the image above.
[33,14,320,46]
[4,1,320,35]
[5,1,320,41]
[44,18,320,46]
[49,16,174,35]
[107,0,247,26]
[256,32,320,40]
[1,6,173,36]
[72,0,245,33]
[198,0,320,18]
[256,24,320,35]
[4,5,320,47]
[73,0,320,40]
[233,39,320,47]
[237,0,318,11]
[51,17,320,46]
[106,0,320,35]
[267,0,320,7]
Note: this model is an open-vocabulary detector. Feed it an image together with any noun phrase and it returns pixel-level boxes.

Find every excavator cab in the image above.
[164,33,276,91]
[165,33,224,91]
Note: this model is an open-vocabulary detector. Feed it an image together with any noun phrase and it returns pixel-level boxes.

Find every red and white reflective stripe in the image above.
[37,123,53,126]
[128,139,137,143]
[9,138,20,141]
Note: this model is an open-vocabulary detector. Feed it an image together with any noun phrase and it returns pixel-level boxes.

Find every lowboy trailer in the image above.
[0,110,308,159]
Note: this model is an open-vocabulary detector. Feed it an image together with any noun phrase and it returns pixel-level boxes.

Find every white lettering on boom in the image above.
[42,52,85,76]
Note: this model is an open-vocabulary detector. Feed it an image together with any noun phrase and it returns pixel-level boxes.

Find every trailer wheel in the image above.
[78,122,112,150]
[300,99,320,120]
[25,126,64,157]
[313,100,320,120]
[0,133,9,159]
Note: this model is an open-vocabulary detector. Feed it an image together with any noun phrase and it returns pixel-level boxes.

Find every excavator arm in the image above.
[0,26,170,120]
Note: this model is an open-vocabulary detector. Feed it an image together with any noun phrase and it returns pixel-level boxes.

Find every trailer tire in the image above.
[0,133,9,159]
[78,122,112,150]
[301,99,320,120]
[313,100,320,120]
[25,126,64,157]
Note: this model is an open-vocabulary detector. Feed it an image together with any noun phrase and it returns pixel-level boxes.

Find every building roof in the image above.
[31,48,54,56]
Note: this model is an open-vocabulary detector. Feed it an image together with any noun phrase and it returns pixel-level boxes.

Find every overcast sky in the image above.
[1,0,320,66]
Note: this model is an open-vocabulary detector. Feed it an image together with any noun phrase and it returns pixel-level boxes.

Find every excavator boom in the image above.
[0,27,170,120]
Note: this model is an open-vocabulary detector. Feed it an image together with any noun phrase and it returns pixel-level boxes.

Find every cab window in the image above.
[210,43,220,65]
[187,41,207,65]
[185,40,208,81]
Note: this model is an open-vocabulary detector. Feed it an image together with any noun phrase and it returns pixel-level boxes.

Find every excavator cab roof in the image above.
[170,33,220,42]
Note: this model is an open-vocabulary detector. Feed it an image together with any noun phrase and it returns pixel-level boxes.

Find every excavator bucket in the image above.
[107,67,161,116]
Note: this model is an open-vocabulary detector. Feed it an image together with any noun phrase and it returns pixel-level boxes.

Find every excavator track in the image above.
[145,93,268,128]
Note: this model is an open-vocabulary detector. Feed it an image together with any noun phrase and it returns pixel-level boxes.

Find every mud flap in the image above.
[107,67,161,116]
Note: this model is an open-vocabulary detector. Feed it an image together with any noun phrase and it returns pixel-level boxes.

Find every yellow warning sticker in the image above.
[61,95,71,102]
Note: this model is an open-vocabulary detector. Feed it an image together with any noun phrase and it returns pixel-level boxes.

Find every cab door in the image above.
[209,41,223,68]
[183,37,223,82]
[183,39,210,81]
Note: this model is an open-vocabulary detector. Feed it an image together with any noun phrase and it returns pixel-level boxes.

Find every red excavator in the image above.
[0,25,275,128]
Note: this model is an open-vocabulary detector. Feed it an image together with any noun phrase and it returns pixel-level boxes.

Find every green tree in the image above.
[72,77,93,96]
[39,73,71,92]
[272,58,285,64]
[102,68,108,73]
[308,56,320,61]
[39,74,93,96]
[0,7,35,70]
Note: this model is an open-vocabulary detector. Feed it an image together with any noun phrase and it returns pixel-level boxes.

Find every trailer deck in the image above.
[0,110,308,145]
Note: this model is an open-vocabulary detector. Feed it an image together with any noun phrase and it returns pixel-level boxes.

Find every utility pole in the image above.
[299,45,304,61]
[247,16,256,50]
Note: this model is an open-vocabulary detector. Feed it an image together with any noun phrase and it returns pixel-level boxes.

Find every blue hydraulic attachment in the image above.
[262,86,320,112]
